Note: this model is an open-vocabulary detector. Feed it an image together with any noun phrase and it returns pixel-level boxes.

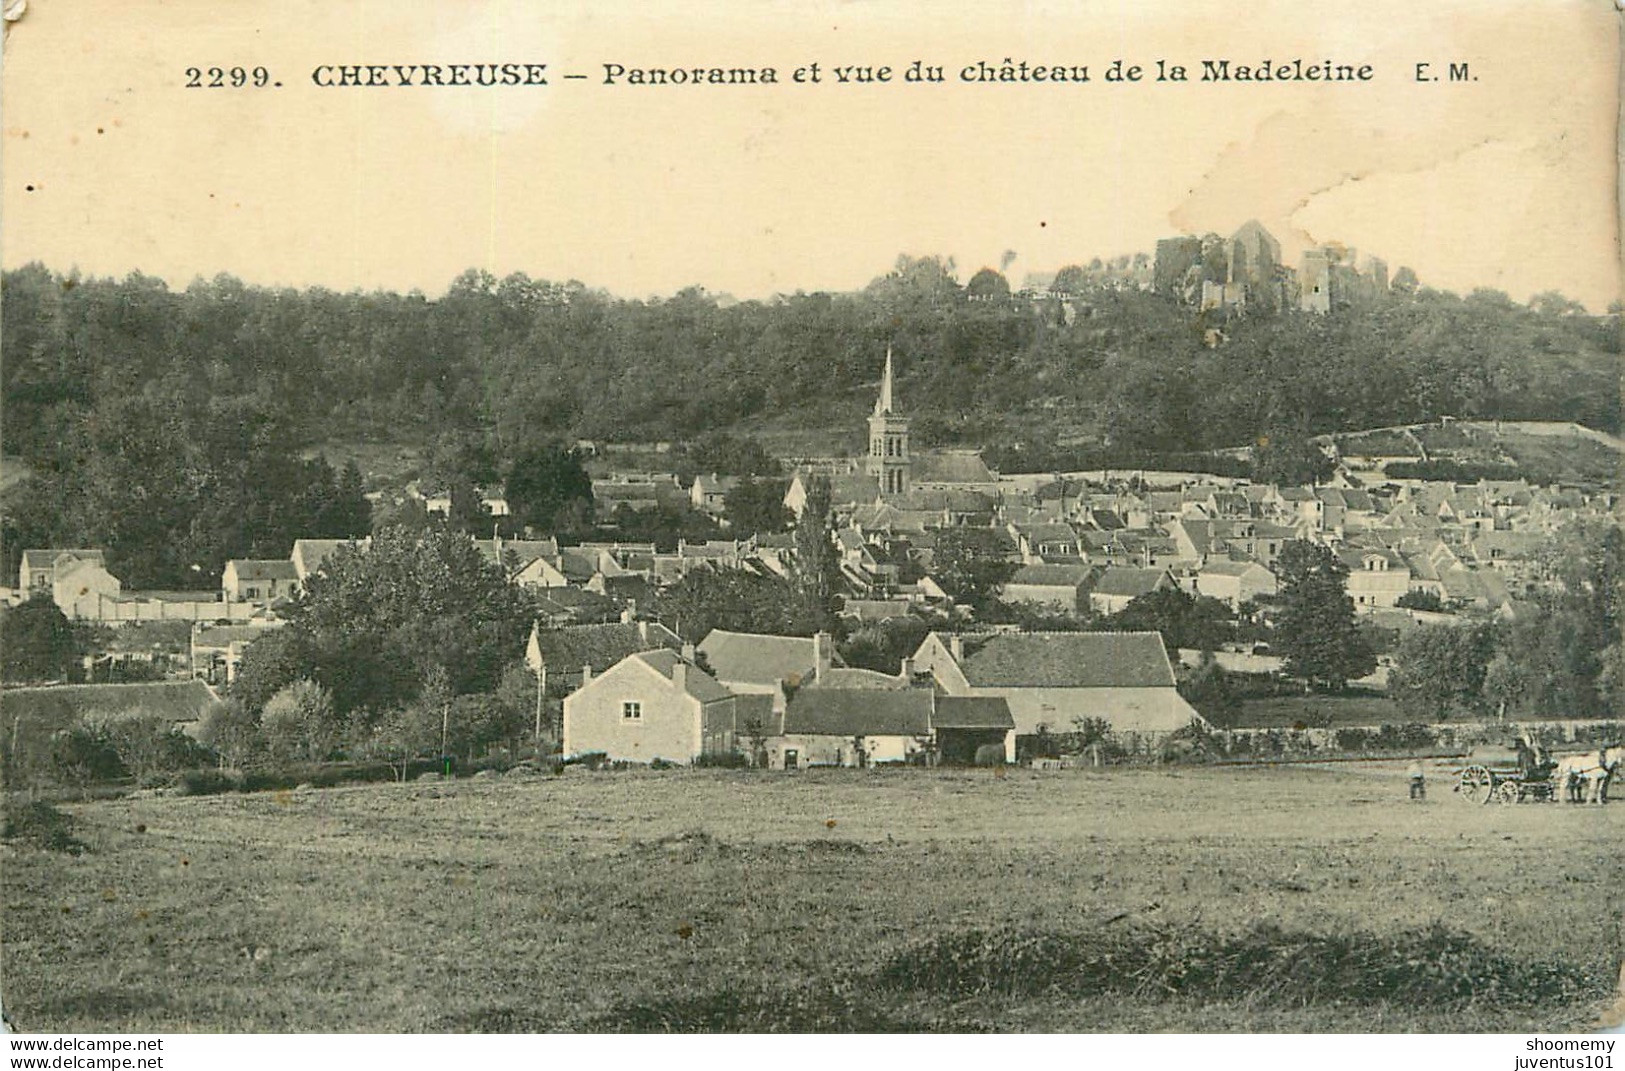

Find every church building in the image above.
[866,346,911,496]
[783,347,997,520]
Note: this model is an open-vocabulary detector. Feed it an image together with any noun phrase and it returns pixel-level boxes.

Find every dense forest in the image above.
[4,258,1618,460]
[2,256,1618,586]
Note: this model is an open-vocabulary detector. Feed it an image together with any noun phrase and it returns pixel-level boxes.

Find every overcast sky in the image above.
[3,0,1618,309]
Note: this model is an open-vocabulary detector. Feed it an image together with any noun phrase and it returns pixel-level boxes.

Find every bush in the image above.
[1,799,87,853]
[649,757,676,771]
[694,751,748,768]
[173,767,243,796]
[1335,728,1375,752]
[1395,590,1444,612]
[1374,723,1438,752]
[174,760,412,796]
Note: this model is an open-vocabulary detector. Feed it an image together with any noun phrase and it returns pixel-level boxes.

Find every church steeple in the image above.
[874,344,896,416]
[866,346,910,497]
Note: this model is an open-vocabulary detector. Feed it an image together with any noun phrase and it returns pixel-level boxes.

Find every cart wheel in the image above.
[1495,781,1520,805]
[1459,765,1492,804]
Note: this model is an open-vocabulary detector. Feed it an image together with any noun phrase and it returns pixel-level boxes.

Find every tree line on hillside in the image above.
[5,257,1617,467]
[5,257,1617,583]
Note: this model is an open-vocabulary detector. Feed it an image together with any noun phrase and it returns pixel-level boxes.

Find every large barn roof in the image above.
[0,682,223,745]
[697,629,828,687]
[783,688,933,737]
[534,622,682,672]
[954,631,1176,689]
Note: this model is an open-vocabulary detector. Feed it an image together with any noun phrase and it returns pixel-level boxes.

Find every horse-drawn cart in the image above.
[1455,744,1556,805]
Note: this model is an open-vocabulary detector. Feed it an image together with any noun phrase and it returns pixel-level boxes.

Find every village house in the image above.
[1009,521,1083,562]
[473,537,560,577]
[1192,559,1277,610]
[1001,563,1098,615]
[752,661,1016,769]
[528,620,684,699]
[695,629,838,714]
[290,537,371,586]
[774,687,935,769]
[50,555,124,619]
[19,548,108,594]
[1339,546,1412,609]
[689,473,739,514]
[191,621,285,685]
[561,647,738,764]
[1082,566,1175,615]
[512,555,571,590]
[221,559,300,603]
[910,630,1203,745]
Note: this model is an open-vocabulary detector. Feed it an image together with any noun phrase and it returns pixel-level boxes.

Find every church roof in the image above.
[911,450,995,485]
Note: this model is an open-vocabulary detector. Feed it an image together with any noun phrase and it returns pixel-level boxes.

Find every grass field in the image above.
[4,765,1622,1033]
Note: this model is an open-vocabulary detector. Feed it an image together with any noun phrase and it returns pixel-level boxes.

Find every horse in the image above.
[1552,747,1620,804]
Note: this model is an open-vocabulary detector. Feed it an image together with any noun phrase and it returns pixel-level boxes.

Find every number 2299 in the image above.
[184,67,276,88]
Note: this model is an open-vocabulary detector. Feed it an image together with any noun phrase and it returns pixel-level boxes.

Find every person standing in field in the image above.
[1407,759,1426,800]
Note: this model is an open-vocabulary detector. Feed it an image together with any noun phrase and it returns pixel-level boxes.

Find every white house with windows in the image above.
[562,648,739,764]
[222,559,300,603]
[1339,546,1411,608]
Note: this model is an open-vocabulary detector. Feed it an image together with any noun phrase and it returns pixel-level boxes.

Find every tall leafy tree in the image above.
[1251,428,1334,487]
[1273,541,1376,691]
[504,443,594,536]
[723,478,791,537]
[268,527,533,717]
[1178,652,1241,726]
[657,568,813,642]
[791,474,839,630]
[0,596,82,683]
[688,433,781,478]
[932,528,1018,612]
[1389,624,1495,721]
[1108,587,1235,653]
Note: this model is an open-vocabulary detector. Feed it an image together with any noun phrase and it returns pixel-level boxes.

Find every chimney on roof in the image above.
[948,634,964,662]
[814,631,833,679]
[638,620,649,643]
[672,659,687,694]
[681,641,696,663]
[621,607,634,625]
[899,656,915,684]
[581,664,593,687]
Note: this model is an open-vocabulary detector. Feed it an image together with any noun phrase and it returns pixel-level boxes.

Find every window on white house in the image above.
[622,701,642,721]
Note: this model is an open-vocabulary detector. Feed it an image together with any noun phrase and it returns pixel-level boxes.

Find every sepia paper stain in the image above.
[2,0,24,44]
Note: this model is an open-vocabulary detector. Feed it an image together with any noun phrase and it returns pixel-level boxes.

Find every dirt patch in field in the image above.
[870,922,1595,1008]
[587,983,980,1033]
[589,921,1601,1032]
